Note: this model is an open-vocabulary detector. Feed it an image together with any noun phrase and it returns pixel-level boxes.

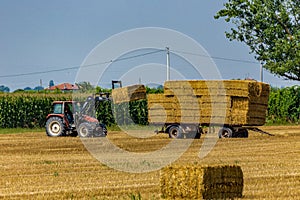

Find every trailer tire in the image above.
[242,129,249,138]
[218,127,233,138]
[168,126,183,139]
[234,128,249,138]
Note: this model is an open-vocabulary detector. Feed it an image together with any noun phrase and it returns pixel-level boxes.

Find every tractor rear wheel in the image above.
[78,123,93,138]
[46,117,65,137]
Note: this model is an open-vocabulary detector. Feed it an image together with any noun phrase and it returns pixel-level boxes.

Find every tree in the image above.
[215,0,300,81]
[76,82,94,93]
[49,80,54,88]
[24,87,32,91]
[0,85,10,92]
[34,86,44,91]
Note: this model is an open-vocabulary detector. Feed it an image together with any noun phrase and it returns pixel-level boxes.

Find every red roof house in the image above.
[48,83,79,91]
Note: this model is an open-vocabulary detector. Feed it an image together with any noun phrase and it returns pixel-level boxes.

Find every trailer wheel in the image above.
[218,127,233,138]
[241,129,249,138]
[168,126,183,139]
[234,128,249,138]
[78,123,92,138]
[46,117,65,137]
[242,129,249,138]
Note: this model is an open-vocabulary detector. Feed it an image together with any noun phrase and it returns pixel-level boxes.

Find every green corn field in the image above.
[0,93,148,128]
[0,93,71,128]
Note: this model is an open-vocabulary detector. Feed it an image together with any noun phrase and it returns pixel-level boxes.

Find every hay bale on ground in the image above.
[160,164,243,199]
[112,84,146,104]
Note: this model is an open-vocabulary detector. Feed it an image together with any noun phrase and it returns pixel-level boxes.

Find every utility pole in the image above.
[166,47,170,81]
[260,63,263,82]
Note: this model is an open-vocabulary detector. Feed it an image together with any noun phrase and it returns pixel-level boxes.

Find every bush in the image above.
[267,86,300,124]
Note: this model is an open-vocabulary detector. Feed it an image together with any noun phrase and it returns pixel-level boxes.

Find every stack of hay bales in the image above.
[148,80,270,125]
[160,164,243,199]
[112,84,146,104]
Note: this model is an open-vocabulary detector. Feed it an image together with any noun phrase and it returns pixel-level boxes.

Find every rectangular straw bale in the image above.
[147,94,179,110]
[197,116,232,124]
[160,164,243,199]
[231,110,266,125]
[112,84,146,104]
[148,115,178,124]
[164,80,197,96]
[165,80,270,98]
[200,95,230,103]
[199,109,231,124]
[249,96,269,105]
[231,96,249,110]
[200,102,231,110]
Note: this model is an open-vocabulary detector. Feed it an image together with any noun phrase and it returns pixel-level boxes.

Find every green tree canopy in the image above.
[76,81,94,93]
[215,0,300,81]
[0,85,10,92]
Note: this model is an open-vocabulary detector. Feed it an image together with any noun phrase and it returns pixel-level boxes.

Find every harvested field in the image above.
[0,126,300,199]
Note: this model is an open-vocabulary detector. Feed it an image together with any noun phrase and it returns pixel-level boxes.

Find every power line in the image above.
[113,49,164,62]
[0,49,164,78]
[0,66,80,78]
[170,49,258,64]
[0,48,259,79]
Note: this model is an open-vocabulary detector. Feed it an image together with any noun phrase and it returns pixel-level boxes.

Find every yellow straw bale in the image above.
[160,164,243,199]
[164,80,270,97]
[112,84,146,104]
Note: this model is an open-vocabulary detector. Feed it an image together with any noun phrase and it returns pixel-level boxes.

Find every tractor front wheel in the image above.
[46,117,65,137]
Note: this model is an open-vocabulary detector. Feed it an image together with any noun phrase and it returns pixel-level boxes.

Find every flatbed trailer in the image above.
[147,80,271,139]
[154,122,273,139]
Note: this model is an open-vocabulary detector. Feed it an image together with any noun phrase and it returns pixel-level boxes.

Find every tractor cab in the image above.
[48,101,75,128]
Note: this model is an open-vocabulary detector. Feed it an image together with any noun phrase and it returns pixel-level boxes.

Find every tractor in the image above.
[45,96,108,137]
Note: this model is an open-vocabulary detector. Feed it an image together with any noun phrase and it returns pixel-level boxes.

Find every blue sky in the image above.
[0,0,298,91]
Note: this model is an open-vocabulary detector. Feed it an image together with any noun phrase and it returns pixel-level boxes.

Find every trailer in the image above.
[147,80,270,139]
[111,80,270,139]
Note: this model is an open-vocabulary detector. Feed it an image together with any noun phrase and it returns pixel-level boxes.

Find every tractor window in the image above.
[53,104,63,114]
[65,103,73,112]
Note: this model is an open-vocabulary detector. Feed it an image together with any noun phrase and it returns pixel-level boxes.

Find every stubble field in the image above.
[0,126,299,199]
